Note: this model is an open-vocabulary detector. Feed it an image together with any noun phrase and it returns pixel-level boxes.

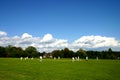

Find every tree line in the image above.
[0,45,120,59]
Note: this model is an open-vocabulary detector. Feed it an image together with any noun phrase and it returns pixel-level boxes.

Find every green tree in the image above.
[63,48,70,58]
[5,45,14,57]
[108,48,112,56]
[25,46,38,57]
[52,50,60,58]
[108,48,112,52]
[5,45,24,57]
[76,48,86,58]
[15,47,24,57]
[0,46,6,57]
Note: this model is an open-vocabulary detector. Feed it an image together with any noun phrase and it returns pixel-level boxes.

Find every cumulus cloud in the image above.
[0,31,7,36]
[71,35,120,51]
[41,33,53,42]
[0,32,69,52]
[22,33,32,38]
[0,31,120,52]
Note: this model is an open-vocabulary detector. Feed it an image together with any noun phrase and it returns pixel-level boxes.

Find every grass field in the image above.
[0,58,120,80]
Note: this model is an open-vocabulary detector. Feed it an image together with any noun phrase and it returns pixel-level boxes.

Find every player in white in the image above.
[72,57,75,62]
[40,56,42,62]
[86,56,88,61]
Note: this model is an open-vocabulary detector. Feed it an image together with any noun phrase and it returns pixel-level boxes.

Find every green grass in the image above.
[0,58,120,80]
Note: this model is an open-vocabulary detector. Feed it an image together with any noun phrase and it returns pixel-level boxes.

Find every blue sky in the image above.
[0,0,120,52]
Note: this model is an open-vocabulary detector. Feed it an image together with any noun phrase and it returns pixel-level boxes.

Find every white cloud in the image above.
[41,33,53,42]
[0,32,69,52]
[0,31,7,36]
[22,33,32,39]
[0,31,120,52]
[71,35,120,51]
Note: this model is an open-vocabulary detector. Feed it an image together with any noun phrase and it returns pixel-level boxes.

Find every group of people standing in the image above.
[20,56,98,62]
[72,56,98,62]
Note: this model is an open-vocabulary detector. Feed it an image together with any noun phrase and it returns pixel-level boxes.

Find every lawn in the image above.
[0,58,120,80]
